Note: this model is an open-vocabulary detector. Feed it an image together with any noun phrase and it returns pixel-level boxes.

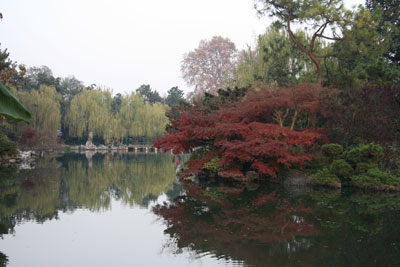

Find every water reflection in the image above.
[1,153,400,266]
[0,152,178,237]
[154,180,400,266]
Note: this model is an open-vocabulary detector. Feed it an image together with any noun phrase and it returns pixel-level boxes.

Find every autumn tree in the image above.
[254,0,350,85]
[155,83,327,180]
[181,36,238,101]
[0,45,26,89]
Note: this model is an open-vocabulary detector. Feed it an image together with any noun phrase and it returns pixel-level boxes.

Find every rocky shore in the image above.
[0,150,37,169]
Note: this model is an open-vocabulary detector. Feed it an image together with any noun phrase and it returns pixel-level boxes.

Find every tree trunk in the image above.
[287,18,322,86]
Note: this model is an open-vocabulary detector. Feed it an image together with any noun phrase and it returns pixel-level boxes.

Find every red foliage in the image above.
[153,181,319,264]
[155,83,328,179]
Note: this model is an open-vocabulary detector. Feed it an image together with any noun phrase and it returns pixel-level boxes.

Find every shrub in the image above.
[321,144,343,159]
[343,143,384,166]
[310,168,341,184]
[330,159,353,179]
[351,168,400,187]
[355,162,378,174]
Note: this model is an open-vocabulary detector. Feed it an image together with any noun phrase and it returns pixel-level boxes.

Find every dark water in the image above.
[0,152,399,267]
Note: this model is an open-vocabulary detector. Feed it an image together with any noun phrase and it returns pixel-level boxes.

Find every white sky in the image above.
[0,0,364,96]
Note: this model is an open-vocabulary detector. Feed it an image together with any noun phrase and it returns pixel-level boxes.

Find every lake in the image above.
[0,152,399,267]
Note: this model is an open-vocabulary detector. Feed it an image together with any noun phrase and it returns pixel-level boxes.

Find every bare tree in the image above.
[181,36,238,101]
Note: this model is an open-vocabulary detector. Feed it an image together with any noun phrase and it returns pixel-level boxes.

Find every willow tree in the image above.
[143,102,169,140]
[254,0,350,85]
[66,90,169,143]
[65,88,114,140]
[18,85,61,141]
[119,93,147,138]
[119,93,169,142]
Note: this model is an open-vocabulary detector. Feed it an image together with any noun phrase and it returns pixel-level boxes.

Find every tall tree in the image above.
[65,89,114,140]
[164,86,185,106]
[18,85,61,142]
[181,36,238,101]
[111,93,122,115]
[57,75,84,101]
[366,0,400,65]
[24,66,57,90]
[233,25,324,88]
[135,84,163,104]
[254,0,350,85]
[332,7,397,88]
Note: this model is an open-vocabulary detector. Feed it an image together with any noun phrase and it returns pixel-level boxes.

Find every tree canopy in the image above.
[254,0,350,85]
[181,36,238,101]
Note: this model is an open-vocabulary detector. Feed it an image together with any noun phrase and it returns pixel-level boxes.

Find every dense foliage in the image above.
[232,25,325,88]
[155,83,327,179]
[310,143,400,190]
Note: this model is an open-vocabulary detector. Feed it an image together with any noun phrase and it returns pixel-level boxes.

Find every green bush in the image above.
[310,142,398,189]
[330,159,353,179]
[343,143,384,166]
[310,168,341,184]
[352,168,400,187]
[356,162,378,174]
[321,144,343,159]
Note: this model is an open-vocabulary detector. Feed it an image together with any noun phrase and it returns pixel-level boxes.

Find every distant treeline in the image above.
[0,57,185,146]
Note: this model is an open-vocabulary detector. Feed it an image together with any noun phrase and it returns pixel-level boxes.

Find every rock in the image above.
[246,182,260,191]
[84,131,97,150]
[245,171,259,182]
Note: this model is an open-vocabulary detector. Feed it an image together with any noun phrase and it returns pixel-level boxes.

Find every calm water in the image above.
[0,152,399,267]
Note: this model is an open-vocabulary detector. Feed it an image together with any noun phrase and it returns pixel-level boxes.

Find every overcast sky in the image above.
[0,0,364,96]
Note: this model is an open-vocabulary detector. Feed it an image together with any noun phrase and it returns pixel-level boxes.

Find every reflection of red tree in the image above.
[154,181,320,265]
[155,84,328,179]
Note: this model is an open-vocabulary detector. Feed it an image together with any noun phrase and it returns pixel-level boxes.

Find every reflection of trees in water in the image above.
[154,181,400,266]
[0,252,8,267]
[0,158,62,237]
[302,192,400,266]
[154,181,319,266]
[0,153,176,237]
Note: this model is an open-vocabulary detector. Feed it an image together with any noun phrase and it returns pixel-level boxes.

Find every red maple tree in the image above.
[154,83,328,179]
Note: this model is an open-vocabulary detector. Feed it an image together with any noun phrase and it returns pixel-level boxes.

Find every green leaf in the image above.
[0,82,31,123]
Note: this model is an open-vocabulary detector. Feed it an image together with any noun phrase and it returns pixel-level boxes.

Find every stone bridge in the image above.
[126,144,158,153]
